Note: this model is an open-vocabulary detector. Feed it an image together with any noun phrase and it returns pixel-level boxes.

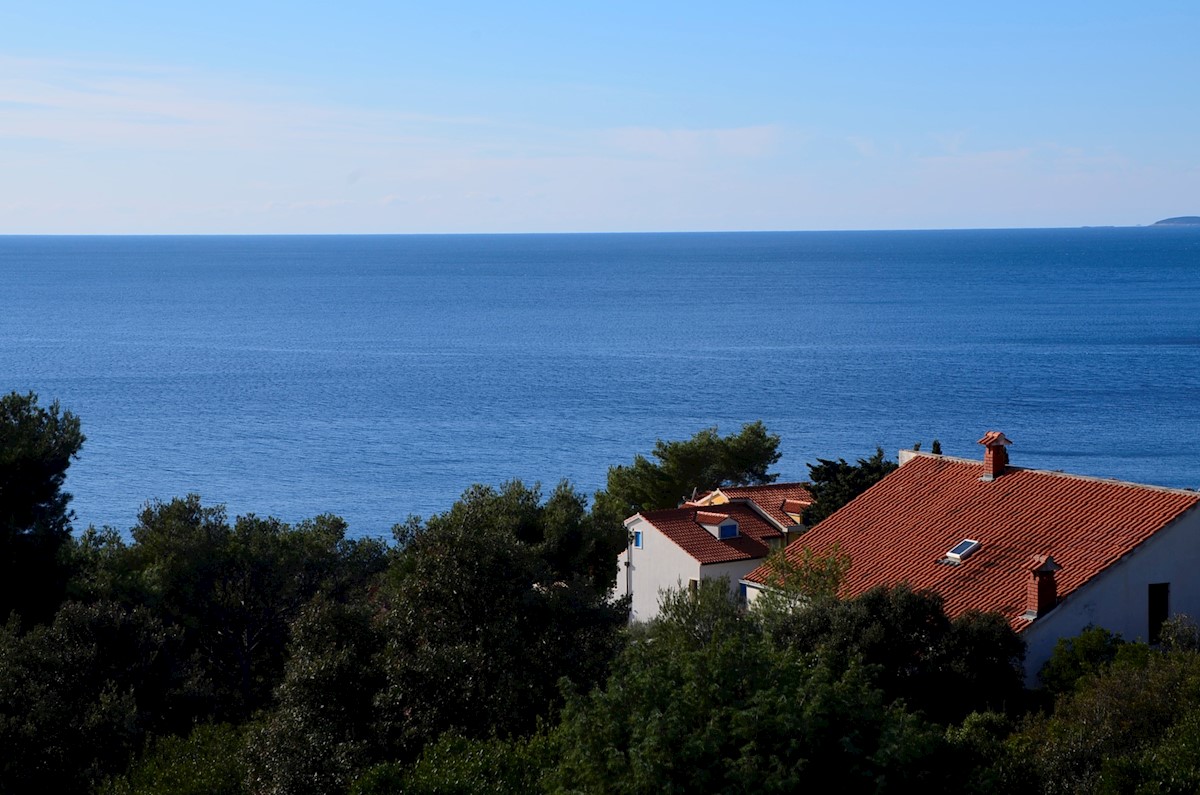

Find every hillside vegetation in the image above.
[4,392,1200,793]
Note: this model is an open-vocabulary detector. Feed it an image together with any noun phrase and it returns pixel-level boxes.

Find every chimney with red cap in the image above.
[1026,554,1063,619]
[978,431,1013,481]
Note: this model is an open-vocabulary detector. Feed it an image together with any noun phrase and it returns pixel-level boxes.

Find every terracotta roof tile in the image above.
[744,454,1200,629]
[638,502,783,565]
[694,482,814,527]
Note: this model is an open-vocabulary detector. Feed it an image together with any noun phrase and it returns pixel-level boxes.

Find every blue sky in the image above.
[2,2,1197,233]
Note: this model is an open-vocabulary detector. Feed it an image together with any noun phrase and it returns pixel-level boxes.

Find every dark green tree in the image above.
[1009,647,1200,793]
[943,711,1032,794]
[593,421,781,527]
[1121,706,1200,793]
[1038,625,1131,696]
[939,609,1029,718]
[409,479,623,595]
[1160,614,1200,653]
[66,525,143,605]
[101,723,247,795]
[374,481,628,761]
[552,580,948,793]
[245,599,386,795]
[0,391,85,624]
[758,584,1024,724]
[802,446,897,526]
[352,732,556,795]
[750,543,851,608]
[0,601,198,793]
[121,496,387,720]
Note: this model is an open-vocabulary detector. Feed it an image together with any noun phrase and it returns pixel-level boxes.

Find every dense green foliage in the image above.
[759,583,1026,723]
[751,542,852,604]
[802,446,898,526]
[1001,646,1200,793]
[1037,625,1135,696]
[244,599,385,794]
[9,403,1200,793]
[71,496,389,722]
[374,481,629,759]
[553,581,950,793]
[103,723,247,795]
[0,601,197,792]
[354,732,555,795]
[593,421,781,526]
[0,391,85,625]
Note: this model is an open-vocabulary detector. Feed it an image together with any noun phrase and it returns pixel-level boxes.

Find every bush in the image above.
[102,723,246,795]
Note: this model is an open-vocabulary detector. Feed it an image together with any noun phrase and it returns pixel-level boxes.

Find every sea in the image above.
[2,228,1198,539]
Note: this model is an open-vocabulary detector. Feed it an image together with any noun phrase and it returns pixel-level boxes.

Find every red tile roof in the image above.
[744,453,1200,629]
[693,482,814,527]
[781,499,807,515]
[636,502,784,565]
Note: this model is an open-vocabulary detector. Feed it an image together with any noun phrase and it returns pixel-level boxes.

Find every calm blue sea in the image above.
[2,229,1198,538]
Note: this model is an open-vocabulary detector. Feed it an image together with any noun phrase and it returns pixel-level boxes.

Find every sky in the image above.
[2,2,1197,234]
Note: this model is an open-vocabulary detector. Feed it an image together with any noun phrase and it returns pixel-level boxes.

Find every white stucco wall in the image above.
[701,559,768,605]
[1022,504,1200,685]
[742,580,766,607]
[614,516,701,622]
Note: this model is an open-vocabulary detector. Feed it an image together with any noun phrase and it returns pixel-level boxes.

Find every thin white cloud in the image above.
[2,55,1187,233]
[846,135,879,158]
[604,125,781,160]
[917,143,1132,177]
[0,55,488,155]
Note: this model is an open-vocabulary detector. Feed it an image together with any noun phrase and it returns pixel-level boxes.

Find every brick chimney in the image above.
[1026,555,1062,618]
[977,431,1013,481]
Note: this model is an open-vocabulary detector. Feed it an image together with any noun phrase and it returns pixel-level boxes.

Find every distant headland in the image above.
[1153,216,1200,225]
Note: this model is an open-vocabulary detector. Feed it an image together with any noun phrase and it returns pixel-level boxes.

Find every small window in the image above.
[947,539,980,561]
[739,582,749,604]
[688,578,699,595]
[633,530,643,549]
[718,522,738,540]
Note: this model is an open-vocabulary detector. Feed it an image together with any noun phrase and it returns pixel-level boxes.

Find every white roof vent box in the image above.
[946,539,981,562]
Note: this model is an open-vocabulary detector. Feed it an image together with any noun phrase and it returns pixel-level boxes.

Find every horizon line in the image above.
[0,223,1182,238]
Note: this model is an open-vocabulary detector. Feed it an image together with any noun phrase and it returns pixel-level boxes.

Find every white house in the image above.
[742,433,1200,684]
[614,482,812,622]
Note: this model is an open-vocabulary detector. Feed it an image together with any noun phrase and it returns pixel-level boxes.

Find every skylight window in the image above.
[947,539,980,561]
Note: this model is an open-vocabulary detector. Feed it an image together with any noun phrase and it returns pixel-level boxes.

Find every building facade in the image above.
[742,433,1200,684]
[614,483,812,622]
